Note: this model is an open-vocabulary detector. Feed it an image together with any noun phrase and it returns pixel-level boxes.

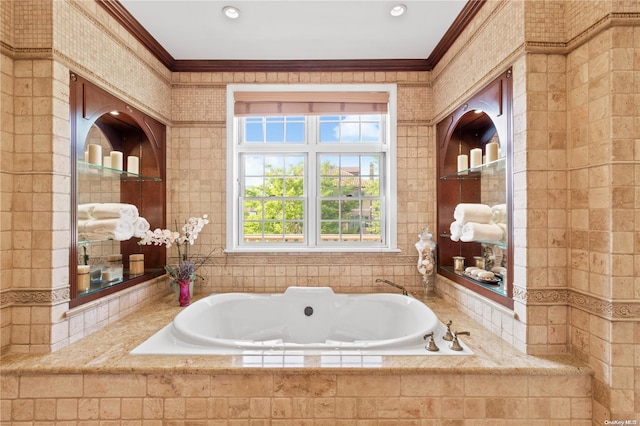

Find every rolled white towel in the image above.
[491,204,507,224]
[78,218,135,241]
[449,220,463,242]
[132,217,150,238]
[78,203,98,220]
[453,203,493,224]
[91,203,139,222]
[460,222,504,243]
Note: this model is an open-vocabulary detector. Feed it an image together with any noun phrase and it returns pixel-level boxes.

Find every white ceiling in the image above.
[118,0,468,61]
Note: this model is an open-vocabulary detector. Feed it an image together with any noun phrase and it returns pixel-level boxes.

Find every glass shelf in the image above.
[439,157,505,180]
[78,161,161,182]
[78,237,113,245]
[440,266,506,296]
[76,268,164,298]
[439,234,507,249]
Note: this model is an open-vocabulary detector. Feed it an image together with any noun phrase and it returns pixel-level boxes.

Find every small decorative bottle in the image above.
[415,226,437,295]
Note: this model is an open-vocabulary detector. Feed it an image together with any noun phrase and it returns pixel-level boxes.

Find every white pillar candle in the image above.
[129,254,144,275]
[88,144,102,165]
[457,154,468,174]
[77,265,90,292]
[102,156,111,168]
[470,148,482,168]
[83,151,89,162]
[127,156,139,174]
[110,151,123,170]
[486,142,499,163]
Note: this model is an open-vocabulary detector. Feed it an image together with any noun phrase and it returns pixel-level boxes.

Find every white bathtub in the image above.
[132,287,473,355]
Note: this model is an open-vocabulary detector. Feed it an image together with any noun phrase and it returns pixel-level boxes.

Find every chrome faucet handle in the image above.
[443,320,454,341]
[450,331,470,351]
[423,332,439,352]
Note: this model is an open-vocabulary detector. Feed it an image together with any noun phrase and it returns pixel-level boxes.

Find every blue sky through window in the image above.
[244,115,381,146]
[245,116,305,144]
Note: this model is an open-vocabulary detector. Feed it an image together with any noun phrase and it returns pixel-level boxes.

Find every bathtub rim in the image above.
[170,287,443,350]
[132,287,473,356]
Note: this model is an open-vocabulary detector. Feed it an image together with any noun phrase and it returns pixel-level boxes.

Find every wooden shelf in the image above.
[435,68,513,309]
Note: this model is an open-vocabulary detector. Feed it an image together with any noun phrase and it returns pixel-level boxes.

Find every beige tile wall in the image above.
[1,0,640,422]
[0,0,14,48]
[433,1,639,421]
[168,72,435,297]
[0,0,174,355]
[566,24,640,423]
[431,1,530,352]
[432,0,524,119]
[0,372,593,424]
[0,51,15,351]
[515,51,570,357]
[53,0,172,120]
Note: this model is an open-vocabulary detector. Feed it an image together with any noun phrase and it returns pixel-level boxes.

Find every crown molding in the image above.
[96,0,485,73]
[96,0,174,68]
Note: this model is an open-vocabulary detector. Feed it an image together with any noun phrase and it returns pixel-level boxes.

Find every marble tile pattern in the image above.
[1,293,593,423]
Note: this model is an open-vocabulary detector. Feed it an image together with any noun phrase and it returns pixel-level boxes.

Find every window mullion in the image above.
[229,83,397,252]
[307,116,318,247]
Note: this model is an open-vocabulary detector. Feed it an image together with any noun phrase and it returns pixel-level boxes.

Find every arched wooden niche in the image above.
[436,68,513,309]
[69,72,166,307]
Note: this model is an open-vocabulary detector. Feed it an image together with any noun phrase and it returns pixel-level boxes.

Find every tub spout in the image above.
[375,278,408,296]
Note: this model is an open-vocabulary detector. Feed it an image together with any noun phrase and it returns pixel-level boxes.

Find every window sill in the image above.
[225,247,402,254]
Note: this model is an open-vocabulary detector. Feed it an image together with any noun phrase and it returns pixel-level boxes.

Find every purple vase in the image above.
[178,279,191,307]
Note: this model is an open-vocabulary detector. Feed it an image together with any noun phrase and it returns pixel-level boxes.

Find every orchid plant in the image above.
[138,214,210,286]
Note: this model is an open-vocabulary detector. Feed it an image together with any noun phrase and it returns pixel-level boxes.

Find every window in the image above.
[227,85,397,252]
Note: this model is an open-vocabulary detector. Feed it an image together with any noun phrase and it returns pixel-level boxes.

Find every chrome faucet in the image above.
[375,278,408,296]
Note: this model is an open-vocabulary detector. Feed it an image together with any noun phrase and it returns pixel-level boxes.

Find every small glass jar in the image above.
[474,256,485,269]
[453,256,465,272]
[104,254,123,282]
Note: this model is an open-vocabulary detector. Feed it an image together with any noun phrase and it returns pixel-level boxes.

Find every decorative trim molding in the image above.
[513,287,569,304]
[0,43,53,59]
[193,253,418,267]
[513,286,640,321]
[1,288,70,307]
[170,119,431,127]
[428,0,486,68]
[96,0,485,73]
[525,12,640,54]
[172,59,434,73]
[95,0,173,68]
[567,291,640,321]
[58,0,171,124]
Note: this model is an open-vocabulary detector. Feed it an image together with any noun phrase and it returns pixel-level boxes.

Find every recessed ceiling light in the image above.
[390,4,407,17]
[222,6,240,19]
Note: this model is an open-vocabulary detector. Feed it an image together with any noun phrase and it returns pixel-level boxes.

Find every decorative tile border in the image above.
[525,12,640,54]
[0,287,70,307]
[197,253,419,266]
[514,285,640,321]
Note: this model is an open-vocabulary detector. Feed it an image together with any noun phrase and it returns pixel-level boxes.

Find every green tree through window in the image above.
[234,111,391,249]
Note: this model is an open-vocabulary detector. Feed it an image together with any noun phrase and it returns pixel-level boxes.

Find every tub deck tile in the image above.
[0,293,591,378]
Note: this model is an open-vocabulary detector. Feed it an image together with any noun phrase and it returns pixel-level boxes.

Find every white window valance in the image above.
[234,91,389,116]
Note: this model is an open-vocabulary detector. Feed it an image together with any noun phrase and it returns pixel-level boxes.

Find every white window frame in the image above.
[226,84,398,253]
